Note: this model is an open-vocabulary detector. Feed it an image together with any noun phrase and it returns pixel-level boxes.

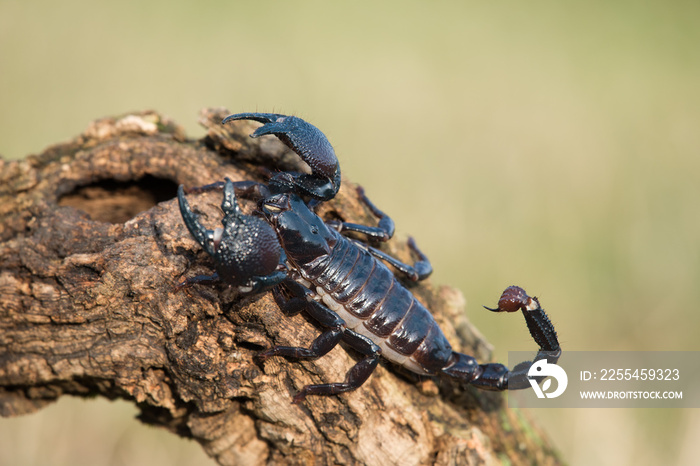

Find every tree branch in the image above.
[0,109,562,465]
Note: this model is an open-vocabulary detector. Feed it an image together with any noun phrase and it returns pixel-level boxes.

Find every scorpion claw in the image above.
[223,112,341,201]
[221,112,284,126]
[177,179,285,289]
[178,185,217,257]
[220,177,241,215]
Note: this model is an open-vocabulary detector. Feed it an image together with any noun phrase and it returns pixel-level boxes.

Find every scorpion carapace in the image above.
[177,112,561,403]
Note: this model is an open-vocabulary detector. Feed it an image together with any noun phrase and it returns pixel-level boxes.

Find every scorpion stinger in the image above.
[223,112,341,201]
[442,286,561,390]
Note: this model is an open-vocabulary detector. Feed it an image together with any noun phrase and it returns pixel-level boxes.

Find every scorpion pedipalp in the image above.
[177,178,286,293]
[177,184,219,258]
[223,112,341,201]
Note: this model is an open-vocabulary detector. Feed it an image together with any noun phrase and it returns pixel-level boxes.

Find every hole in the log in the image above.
[58,176,179,224]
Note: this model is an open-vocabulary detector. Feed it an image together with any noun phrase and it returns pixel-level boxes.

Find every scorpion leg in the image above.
[175,272,221,291]
[362,237,432,282]
[258,279,382,403]
[292,330,381,404]
[442,286,560,390]
[257,279,346,364]
[329,186,432,281]
[240,268,288,295]
[330,186,395,241]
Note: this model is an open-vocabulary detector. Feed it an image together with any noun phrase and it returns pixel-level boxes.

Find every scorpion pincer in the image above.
[177,112,561,403]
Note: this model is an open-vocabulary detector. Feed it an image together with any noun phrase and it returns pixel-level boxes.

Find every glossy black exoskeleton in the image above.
[177,112,561,403]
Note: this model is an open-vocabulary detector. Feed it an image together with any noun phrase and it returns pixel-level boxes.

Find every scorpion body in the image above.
[292,226,450,377]
[177,112,561,403]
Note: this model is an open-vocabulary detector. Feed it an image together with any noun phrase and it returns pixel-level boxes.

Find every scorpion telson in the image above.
[177,112,561,403]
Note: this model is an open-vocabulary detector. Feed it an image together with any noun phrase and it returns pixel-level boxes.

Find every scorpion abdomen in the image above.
[297,230,453,376]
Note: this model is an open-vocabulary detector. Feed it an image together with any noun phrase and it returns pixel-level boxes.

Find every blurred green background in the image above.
[1,1,699,464]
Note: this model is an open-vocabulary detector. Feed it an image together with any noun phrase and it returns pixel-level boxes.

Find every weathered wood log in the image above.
[0,109,562,465]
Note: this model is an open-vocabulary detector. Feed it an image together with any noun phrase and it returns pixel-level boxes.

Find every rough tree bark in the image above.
[0,109,562,465]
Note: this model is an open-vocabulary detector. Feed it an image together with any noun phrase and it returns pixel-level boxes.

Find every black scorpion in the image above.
[177,112,561,403]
